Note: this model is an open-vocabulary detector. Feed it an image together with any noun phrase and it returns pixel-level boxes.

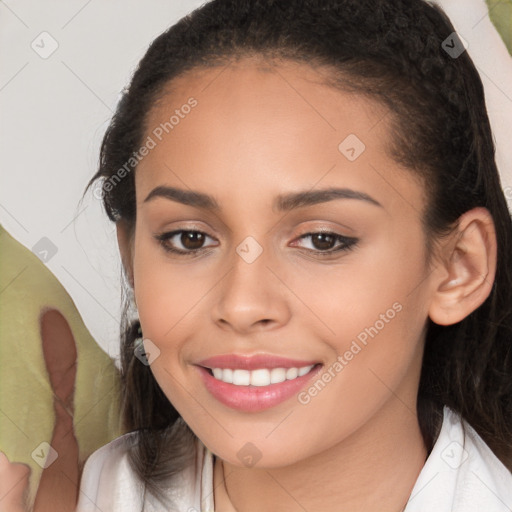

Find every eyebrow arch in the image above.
[274,187,382,211]
[143,185,383,211]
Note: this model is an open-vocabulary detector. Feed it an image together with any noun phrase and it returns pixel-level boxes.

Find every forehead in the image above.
[146,57,390,138]
[136,57,424,217]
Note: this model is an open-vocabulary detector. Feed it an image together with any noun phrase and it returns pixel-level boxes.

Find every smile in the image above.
[209,365,316,386]
[195,353,324,411]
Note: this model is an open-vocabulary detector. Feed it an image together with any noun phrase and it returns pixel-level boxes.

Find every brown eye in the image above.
[293,231,358,256]
[309,233,336,251]
[154,230,217,256]
[180,231,206,250]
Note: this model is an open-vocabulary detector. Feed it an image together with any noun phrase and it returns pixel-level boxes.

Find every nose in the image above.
[211,240,291,334]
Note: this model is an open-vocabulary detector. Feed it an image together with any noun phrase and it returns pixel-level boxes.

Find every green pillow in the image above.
[486,0,512,54]
[0,223,123,508]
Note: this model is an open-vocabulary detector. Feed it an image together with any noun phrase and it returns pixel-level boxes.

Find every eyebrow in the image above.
[143,185,383,212]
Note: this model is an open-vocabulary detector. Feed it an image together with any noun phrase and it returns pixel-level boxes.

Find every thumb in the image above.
[0,451,31,512]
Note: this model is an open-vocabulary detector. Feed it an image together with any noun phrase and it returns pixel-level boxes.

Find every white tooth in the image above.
[298,365,314,377]
[286,367,298,380]
[251,369,271,386]
[270,367,287,384]
[223,368,233,384]
[210,365,316,385]
[232,369,251,386]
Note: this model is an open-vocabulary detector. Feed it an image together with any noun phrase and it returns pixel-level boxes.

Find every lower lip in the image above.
[196,364,323,412]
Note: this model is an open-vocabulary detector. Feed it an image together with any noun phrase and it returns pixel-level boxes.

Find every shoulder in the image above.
[76,432,144,512]
[79,430,140,480]
[453,408,512,507]
[82,431,139,472]
[76,431,214,512]
[405,406,512,512]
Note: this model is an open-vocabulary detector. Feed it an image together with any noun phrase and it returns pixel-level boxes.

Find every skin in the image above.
[0,452,29,512]
[117,57,497,511]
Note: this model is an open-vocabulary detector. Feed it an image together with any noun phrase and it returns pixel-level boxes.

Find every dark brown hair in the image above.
[83,0,512,505]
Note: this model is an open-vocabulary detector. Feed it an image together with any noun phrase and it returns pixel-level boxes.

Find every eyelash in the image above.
[154,229,358,258]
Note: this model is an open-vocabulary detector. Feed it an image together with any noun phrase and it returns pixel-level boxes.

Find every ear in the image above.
[428,207,497,326]
[116,219,135,289]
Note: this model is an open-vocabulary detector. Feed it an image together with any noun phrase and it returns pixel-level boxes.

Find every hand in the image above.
[32,309,80,512]
[0,451,31,512]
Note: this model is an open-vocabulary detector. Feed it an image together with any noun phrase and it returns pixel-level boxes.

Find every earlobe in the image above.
[428,207,497,326]
[116,219,135,289]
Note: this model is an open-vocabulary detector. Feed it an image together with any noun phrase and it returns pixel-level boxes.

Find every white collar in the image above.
[404,406,512,511]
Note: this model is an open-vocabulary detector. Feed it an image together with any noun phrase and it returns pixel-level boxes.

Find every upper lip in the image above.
[196,354,321,370]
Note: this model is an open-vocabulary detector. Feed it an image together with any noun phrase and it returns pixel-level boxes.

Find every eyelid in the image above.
[294,220,357,236]
[296,224,349,235]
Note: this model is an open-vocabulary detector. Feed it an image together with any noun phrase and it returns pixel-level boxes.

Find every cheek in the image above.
[132,230,212,341]
[291,229,429,402]
[132,241,205,406]
[273,236,429,452]
[289,226,429,347]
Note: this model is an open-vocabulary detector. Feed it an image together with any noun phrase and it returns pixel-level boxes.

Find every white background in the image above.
[1,0,511,363]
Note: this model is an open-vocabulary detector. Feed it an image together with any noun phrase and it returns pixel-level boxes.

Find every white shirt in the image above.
[76,406,512,511]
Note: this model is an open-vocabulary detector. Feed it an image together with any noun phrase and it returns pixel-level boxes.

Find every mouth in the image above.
[195,356,324,412]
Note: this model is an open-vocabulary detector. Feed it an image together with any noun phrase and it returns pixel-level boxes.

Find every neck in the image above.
[214,397,429,512]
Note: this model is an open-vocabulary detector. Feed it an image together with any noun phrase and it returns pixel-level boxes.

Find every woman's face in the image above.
[130,58,437,467]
